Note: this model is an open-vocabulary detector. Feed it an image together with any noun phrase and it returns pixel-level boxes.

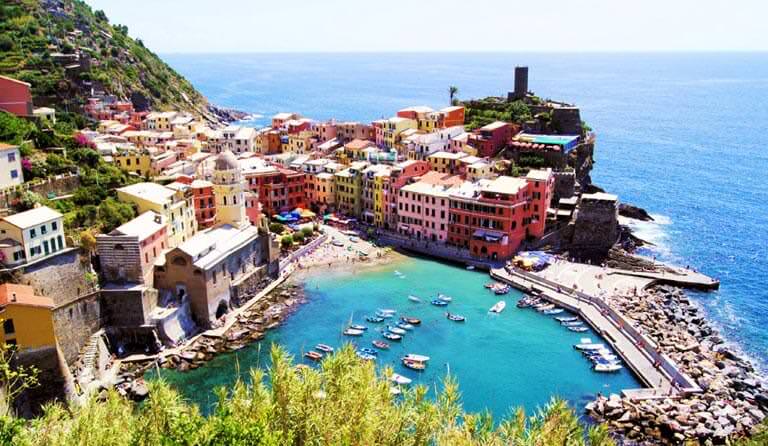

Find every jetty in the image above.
[491,266,704,400]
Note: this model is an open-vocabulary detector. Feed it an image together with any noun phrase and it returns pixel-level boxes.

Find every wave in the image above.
[620,214,675,260]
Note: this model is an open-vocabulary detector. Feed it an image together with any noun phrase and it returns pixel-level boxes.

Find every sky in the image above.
[85,0,768,53]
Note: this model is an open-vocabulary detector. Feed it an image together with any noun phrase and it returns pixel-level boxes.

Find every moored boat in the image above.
[555,316,579,323]
[349,324,368,331]
[493,284,511,295]
[535,304,555,312]
[390,373,412,385]
[343,328,365,336]
[466,265,475,270]
[543,308,564,315]
[387,325,406,335]
[403,354,430,362]
[382,332,402,341]
[366,316,385,323]
[315,344,334,353]
[372,340,390,349]
[594,363,623,373]
[568,326,589,333]
[437,294,452,302]
[489,301,506,313]
[396,322,414,330]
[407,295,421,302]
[305,351,323,361]
[446,312,466,322]
[574,342,605,351]
[562,321,584,327]
[402,359,426,370]
[376,310,396,318]
[358,347,378,356]
[356,352,376,361]
[401,316,421,325]
[431,299,448,307]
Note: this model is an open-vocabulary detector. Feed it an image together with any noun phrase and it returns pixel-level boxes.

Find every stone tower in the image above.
[508,66,529,101]
[212,150,248,228]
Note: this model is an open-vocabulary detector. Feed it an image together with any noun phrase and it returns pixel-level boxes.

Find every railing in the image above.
[279,233,328,271]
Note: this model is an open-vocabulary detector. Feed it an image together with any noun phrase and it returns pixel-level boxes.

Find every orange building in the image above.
[0,284,56,350]
[0,76,33,117]
[441,106,465,127]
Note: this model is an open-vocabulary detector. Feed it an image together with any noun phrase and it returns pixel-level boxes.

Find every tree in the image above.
[0,35,14,52]
[97,198,135,233]
[293,231,305,244]
[79,229,97,254]
[0,343,38,417]
[280,234,293,249]
[12,191,42,212]
[449,85,459,106]
[268,222,284,235]
[300,226,313,238]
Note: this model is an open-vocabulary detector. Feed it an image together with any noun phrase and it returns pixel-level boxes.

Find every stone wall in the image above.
[15,249,97,306]
[12,346,70,417]
[52,291,104,364]
[95,235,144,284]
[552,171,576,202]
[551,107,582,135]
[101,286,158,327]
[230,264,270,305]
[0,173,80,209]
[569,195,619,260]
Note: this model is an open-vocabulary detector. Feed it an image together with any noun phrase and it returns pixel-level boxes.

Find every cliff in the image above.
[0,0,227,123]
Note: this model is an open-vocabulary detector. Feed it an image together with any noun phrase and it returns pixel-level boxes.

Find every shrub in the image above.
[280,234,293,248]
[293,231,305,244]
[268,222,284,234]
[300,226,313,237]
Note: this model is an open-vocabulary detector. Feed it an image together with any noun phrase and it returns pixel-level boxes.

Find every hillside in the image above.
[0,0,226,122]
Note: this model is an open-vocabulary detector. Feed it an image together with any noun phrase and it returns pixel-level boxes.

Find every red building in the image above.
[0,76,33,117]
[441,106,465,128]
[174,176,216,229]
[241,158,306,216]
[467,121,516,157]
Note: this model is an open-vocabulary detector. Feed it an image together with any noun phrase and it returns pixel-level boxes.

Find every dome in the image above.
[215,150,239,171]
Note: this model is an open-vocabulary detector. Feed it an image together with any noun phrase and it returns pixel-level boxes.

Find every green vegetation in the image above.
[0,0,210,117]
[280,234,294,248]
[462,98,532,131]
[300,226,313,238]
[268,222,285,235]
[0,345,621,445]
[448,85,459,106]
[293,231,305,244]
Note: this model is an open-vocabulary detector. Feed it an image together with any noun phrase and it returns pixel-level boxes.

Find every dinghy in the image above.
[390,373,412,385]
[401,316,421,325]
[403,354,430,362]
[349,324,368,331]
[387,325,406,335]
[343,328,364,336]
[366,316,385,323]
[372,340,390,350]
[402,359,426,370]
[489,301,506,313]
[407,295,421,302]
[305,351,323,361]
[431,299,448,307]
[446,312,466,322]
[315,344,334,353]
[594,363,623,373]
[382,332,402,341]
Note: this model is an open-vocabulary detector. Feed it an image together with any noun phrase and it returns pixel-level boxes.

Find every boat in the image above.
[366,316,385,323]
[349,324,368,331]
[437,294,452,302]
[543,308,565,315]
[556,316,579,323]
[315,344,334,353]
[561,321,584,327]
[387,325,406,335]
[484,282,497,289]
[358,347,378,356]
[376,310,396,318]
[394,270,403,276]
[431,299,448,307]
[535,304,555,312]
[567,326,589,333]
[466,265,475,270]
[343,328,365,336]
[493,284,511,295]
[372,340,390,349]
[396,322,414,330]
[402,359,426,370]
[516,299,532,309]
[349,236,359,243]
[594,363,623,373]
[382,332,402,341]
[446,312,466,322]
[401,316,421,325]
[378,308,397,315]
[304,351,323,361]
[489,301,507,313]
[390,373,412,385]
[403,354,430,362]
[356,352,376,361]
[574,342,605,351]
[407,295,421,302]
[331,240,344,247]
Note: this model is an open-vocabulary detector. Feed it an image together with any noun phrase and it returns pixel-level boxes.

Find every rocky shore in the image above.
[587,285,767,444]
[115,283,307,400]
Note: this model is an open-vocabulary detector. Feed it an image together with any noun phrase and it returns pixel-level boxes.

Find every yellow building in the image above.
[373,168,390,227]
[116,182,197,248]
[0,284,56,350]
[113,149,152,177]
[286,131,316,154]
[427,151,467,174]
[383,117,417,149]
[334,161,367,217]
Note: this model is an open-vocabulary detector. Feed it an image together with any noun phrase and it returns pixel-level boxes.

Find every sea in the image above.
[156,52,768,414]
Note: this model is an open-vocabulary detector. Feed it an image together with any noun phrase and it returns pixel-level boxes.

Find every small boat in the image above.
[555,316,579,323]
[489,301,506,313]
[446,312,466,322]
[484,282,497,289]
[594,363,623,373]
[349,324,368,331]
[574,342,605,351]
[390,386,402,395]
[431,299,448,307]
[366,316,385,323]
[407,295,421,302]
[315,344,334,353]
[305,351,323,361]
[403,354,430,362]
[387,325,406,335]
[382,332,402,341]
[343,328,365,336]
[466,265,475,270]
[561,321,584,327]
[394,270,403,276]
[536,304,555,312]
[401,316,421,325]
[543,308,565,315]
[402,359,426,370]
[372,340,390,350]
[376,310,396,318]
[358,347,378,356]
[349,236,359,243]
[378,309,397,315]
[356,352,376,361]
[493,284,511,295]
[390,373,412,385]
[437,294,452,302]
[331,239,344,247]
[568,326,589,333]
[396,322,414,330]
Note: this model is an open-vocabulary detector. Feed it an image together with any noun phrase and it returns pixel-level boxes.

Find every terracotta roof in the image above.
[0,143,18,150]
[0,283,54,309]
[0,75,31,87]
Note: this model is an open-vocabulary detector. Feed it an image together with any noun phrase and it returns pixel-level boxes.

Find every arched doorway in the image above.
[215,300,229,319]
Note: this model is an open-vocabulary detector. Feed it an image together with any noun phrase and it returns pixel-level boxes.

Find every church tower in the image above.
[212,150,248,228]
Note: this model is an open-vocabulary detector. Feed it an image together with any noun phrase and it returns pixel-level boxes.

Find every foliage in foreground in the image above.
[1,345,616,446]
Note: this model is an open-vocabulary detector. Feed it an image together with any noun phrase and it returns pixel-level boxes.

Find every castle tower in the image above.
[212,150,248,228]
[508,66,529,101]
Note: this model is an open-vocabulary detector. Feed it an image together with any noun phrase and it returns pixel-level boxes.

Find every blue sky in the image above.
[86,0,767,53]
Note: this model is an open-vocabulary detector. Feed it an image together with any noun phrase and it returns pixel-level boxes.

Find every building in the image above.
[403,126,465,160]
[0,143,23,189]
[360,164,391,226]
[215,126,257,154]
[427,151,468,175]
[0,284,55,350]
[144,111,178,131]
[255,128,282,155]
[343,139,377,162]
[212,151,249,228]
[0,75,33,117]
[96,211,168,285]
[33,107,57,125]
[397,172,463,242]
[116,182,197,248]
[509,66,529,101]
[240,156,306,216]
[0,206,66,266]
[311,121,337,143]
[441,106,465,128]
[334,161,367,217]
[272,112,300,129]
[381,160,431,229]
[382,117,417,149]
[468,121,513,158]
[525,169,555,238]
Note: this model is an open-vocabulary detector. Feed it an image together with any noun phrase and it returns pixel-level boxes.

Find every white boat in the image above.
[403,354,430,362]
[378,309,397,315]
[466,265,475,270]
[387,325,406,335]
[575,342,605,351]
[561,321,584,327]
[556,316,579,323]
[536,304,555,312]
[543,308,564,315]
[594,363,623,373]
[437,294,452,302]
[343,328,365,336]
[489,301,506,313]
[390,373,412,385]
[407,295,421,302]
[568,326,589,333]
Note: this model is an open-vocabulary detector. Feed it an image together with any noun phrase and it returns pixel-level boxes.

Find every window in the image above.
[57,235,63,250]
[3,319,15,335]
[29,228,36,239]
[41,224,47,235]
[7,152,16,162]
[52,221,58,231]
[10,170,18,179]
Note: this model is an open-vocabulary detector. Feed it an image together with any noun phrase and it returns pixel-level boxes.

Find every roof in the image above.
[0,143,18,151]
[2,206,62,229]
[273,112,297,120]
[117,182,177,205]
[482,176,527,195]
[399,106,434,114]
[110,211,165,240]
[177,224,261,270]
[515,133,580,146]
[0,75,31,87]
[526,168,552,182]
[480,121,509,131]
[345,139,375,150]
[441,106,464,113]
[215,150,239,171]
[400,180,456,198]
[581,192,618,202]
[0,283,53,309]
[428,151,466,160]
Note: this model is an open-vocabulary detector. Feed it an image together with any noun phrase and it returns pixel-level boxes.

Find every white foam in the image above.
[620,214,675,260]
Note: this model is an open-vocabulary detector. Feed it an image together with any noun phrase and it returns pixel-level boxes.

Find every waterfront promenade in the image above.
[491,267,702,399]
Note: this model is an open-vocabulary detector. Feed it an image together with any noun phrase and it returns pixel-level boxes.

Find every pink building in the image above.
[96,211,168,285]
[0,76,33,117]
[245,191,263,226]
[311,121,338,143]
[382,160,431,229]
[396,171,463,242]
[336,122,374,143]
[467,121,516,157]
[525,168,554,238]
[372,120,385,147]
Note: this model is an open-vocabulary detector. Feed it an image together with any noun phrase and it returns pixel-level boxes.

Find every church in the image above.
[153,150,278,329]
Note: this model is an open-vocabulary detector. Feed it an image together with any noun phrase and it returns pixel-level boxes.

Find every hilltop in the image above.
[0,0,232,123]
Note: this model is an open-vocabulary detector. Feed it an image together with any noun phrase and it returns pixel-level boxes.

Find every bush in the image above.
[0,35,14,52]
[268,222,284,234]
[280,234,293,248]
[293,231,305,244]
[300,226,313,237]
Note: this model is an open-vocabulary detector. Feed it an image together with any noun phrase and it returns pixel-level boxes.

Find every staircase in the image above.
[76,330,104,390]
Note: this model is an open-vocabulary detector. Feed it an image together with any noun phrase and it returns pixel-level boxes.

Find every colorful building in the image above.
[143,111,178,131]
[174,177,217,229]
[427,151,468,174]
[441,106,465,128]
[397,171,463,242]
[116,182,198,248]
[525,169,555,238]
[403,126,465,160]
[382,160,431,230]
[0,206,66,266]
[212,151,249,228]
[383,117,418,149]
[334,161,367,217]
[255,128,282,155]
[0,143,23,189]
[0,284,55,350]
[96,211,168,285]
[0,75,33,117]
[272,112,300,129]
[240,156,306,216]
[468,121,514,157]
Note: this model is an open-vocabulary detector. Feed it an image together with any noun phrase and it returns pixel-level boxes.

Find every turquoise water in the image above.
[156,256,639,416]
